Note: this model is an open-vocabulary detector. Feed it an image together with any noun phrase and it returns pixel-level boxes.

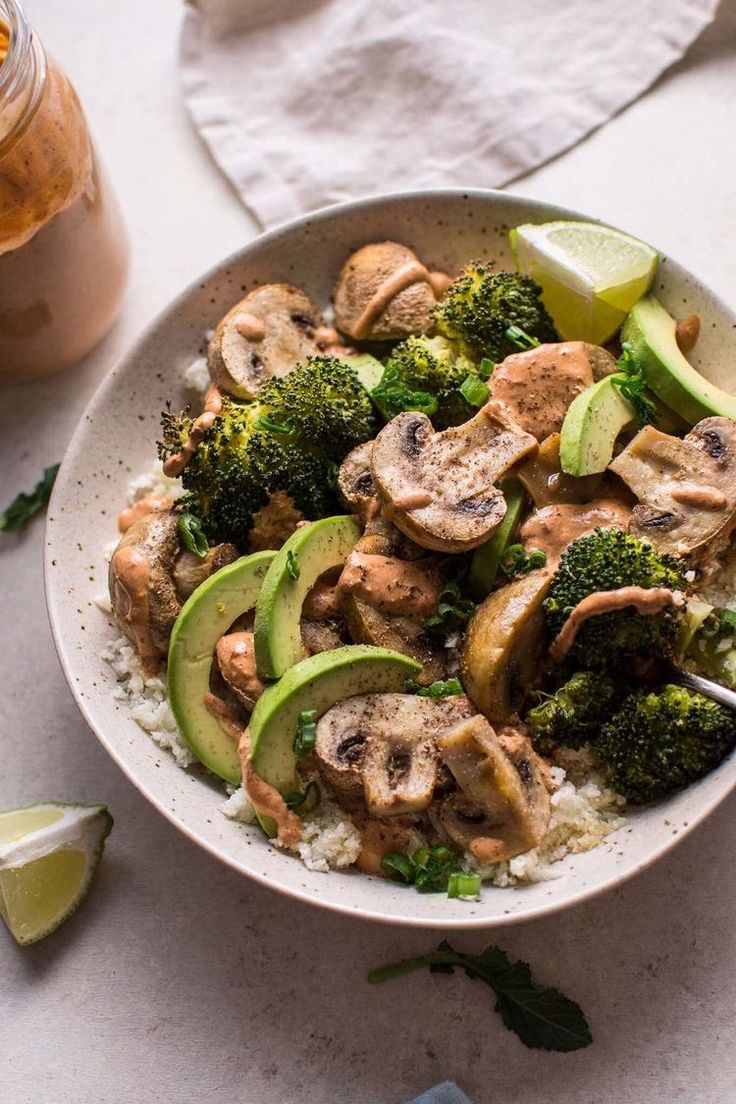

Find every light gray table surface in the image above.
[3,3,736,1102]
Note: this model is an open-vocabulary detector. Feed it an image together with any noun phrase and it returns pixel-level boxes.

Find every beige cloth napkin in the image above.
[180,0,719,228]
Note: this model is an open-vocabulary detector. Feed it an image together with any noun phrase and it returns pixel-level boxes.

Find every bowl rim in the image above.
[44,185,736,929]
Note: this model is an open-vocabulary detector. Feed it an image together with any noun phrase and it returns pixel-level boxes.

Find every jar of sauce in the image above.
[0,0,129,382]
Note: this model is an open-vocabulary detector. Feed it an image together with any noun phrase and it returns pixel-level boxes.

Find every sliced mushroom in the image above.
[247,490,305,552]
[371,405,538,553]
[208,284,325,399]
[108,509,181,675]
[515,432,609,508]
[337,440,378,522]
[333,242,444,341]
[173,542,239,601]
[438,716,550,863]
[490,342,614,441]
[609,417,736,561]
[461,570,553,721]
[214,631,265,712]
[315,692,474,814]
[300,619,345,656]
[338,549,441,619]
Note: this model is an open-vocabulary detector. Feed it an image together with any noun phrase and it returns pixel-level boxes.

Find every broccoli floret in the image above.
[373,335,481,429]
[434,265,557,362]
[525,671,625,754]
[159,357,376,548]
[684,607,736,689]
[596,684,736,803]
[544,528,685,670]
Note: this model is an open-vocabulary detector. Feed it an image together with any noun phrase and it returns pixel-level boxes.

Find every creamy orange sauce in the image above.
[163,385,223,478]
[520,500,632,570]
[203,692,242,740]
[427,270,452,297]
[234,313,266,341]
[338,551,440,617]
[351,260,450,339]
[109,545,158,675]
[355,818,420,876]
[670,482,728,510]
[117,493,173,534]
[390,489,434,511]
[550,586,681,662]
[489,342,594,441]
[314,325,341,346]
[302,577,342,620]
[238,732,302,849]
[215,632,264,706]
[469,836,507,864]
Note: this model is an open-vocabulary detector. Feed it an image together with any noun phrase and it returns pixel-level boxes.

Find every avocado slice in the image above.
[622,296,736,424]
[254,515,361,680]
[167,550,275,785]
[249,645,422,816]
[559,375,635,476]
[467,478,527,599]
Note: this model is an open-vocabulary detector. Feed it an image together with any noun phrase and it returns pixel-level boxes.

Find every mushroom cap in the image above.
[371,406,538,553]
[438,716,550,862]
[315,692,475,815]
[336,441,378,521]
[173,542,239,602]
[215,631,264,712]
[333,242,437,341]
[514,432,608,508]
[207,283,324,399]
[609,416,736,561]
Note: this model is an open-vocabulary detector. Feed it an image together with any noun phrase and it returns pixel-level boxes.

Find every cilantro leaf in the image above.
[1,463,60,533]
[368,941,591,1052]
[611,343,658,427]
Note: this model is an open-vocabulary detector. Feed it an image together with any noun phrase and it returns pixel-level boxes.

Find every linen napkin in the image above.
[179,0,718,229]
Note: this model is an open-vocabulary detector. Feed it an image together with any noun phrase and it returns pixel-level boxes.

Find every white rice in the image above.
[701,547,736,611]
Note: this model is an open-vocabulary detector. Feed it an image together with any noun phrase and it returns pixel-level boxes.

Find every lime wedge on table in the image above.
[510,221,659,345]
[0,803,113,946]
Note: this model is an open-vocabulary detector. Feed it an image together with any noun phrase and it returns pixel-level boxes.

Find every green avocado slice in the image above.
[254,515,361,680]
[467,478,527,599]
[621,296,736,424]
[559,375,635,476]
[249,645,422,829]
[167,550,275,785]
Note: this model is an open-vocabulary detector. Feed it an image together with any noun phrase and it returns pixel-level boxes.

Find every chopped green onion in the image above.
[425,578,476,634]
[478,357,495,380]
[177,513,209,558]
[459,375,490,407]
[293,709,317,760]
[286,549,300,580]
[284,780,321,815]
[1,462,59,533]
[447,872,482,899]
[255,415,296,437]
[505,325,540,351]
[406,677,464,698]
[500,543,547,578]
[381,851,415,884]
[413,846,458,893]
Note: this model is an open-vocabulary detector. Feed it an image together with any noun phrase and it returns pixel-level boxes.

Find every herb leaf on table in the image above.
[368,940,592,1052]
[1,463,60,533]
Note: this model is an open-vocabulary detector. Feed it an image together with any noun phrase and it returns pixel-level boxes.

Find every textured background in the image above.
[2,2,736,1101]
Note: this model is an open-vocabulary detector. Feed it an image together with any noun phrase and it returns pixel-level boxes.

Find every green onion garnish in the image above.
[293,709,317,760]
[284,780,321,816]
[177,513,209,558]
[500,543,547,578]
[447,872,482,899]
[459,375,490,407]
[255,415,296,437]
[381,851,416,884]
[505,325,540,351]
[286,549,300,580]
[406,677,464,698]
[478,357,495,380]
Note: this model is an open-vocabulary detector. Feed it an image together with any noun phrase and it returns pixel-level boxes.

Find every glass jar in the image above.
[0,0,129,382]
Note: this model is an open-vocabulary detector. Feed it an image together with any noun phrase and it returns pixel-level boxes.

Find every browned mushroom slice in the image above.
[461,570,553,721]
[247,490,304,552]
[173,542,239,601]
[609,417,736,560]
[108,509,182,675]
[300,619,345,657]
[371,406,538,553]
[333,242,448,342]
[214,631,265,712]
[438,716,550,863]
[515,432,608,508]
[207,284,325,399]
[490,342,614,442]
[315,693,475,815]
[337,440,378,521]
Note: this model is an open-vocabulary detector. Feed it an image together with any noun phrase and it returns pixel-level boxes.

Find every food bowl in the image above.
[44,189,736,928]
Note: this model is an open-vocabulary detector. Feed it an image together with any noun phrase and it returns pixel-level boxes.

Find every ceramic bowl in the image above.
[45,189,736,928]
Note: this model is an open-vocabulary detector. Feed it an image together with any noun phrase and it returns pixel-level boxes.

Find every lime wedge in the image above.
[510,221,659,345]
[0,802,113,946]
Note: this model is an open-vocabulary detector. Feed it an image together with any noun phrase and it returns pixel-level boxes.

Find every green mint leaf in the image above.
[177,513,209,558]
[1,463,60,533]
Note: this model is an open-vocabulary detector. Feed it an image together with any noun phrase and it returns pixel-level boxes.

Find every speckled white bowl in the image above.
[45,189,736,928]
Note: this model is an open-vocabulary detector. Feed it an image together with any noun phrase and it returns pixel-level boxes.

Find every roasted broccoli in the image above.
[684,607,736,689]
[596,684,736,803]
[373,335,481,429]
[433,265,557,362]
[159,357,376,548]
[544,528,685,670]
[525,671,625,754]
